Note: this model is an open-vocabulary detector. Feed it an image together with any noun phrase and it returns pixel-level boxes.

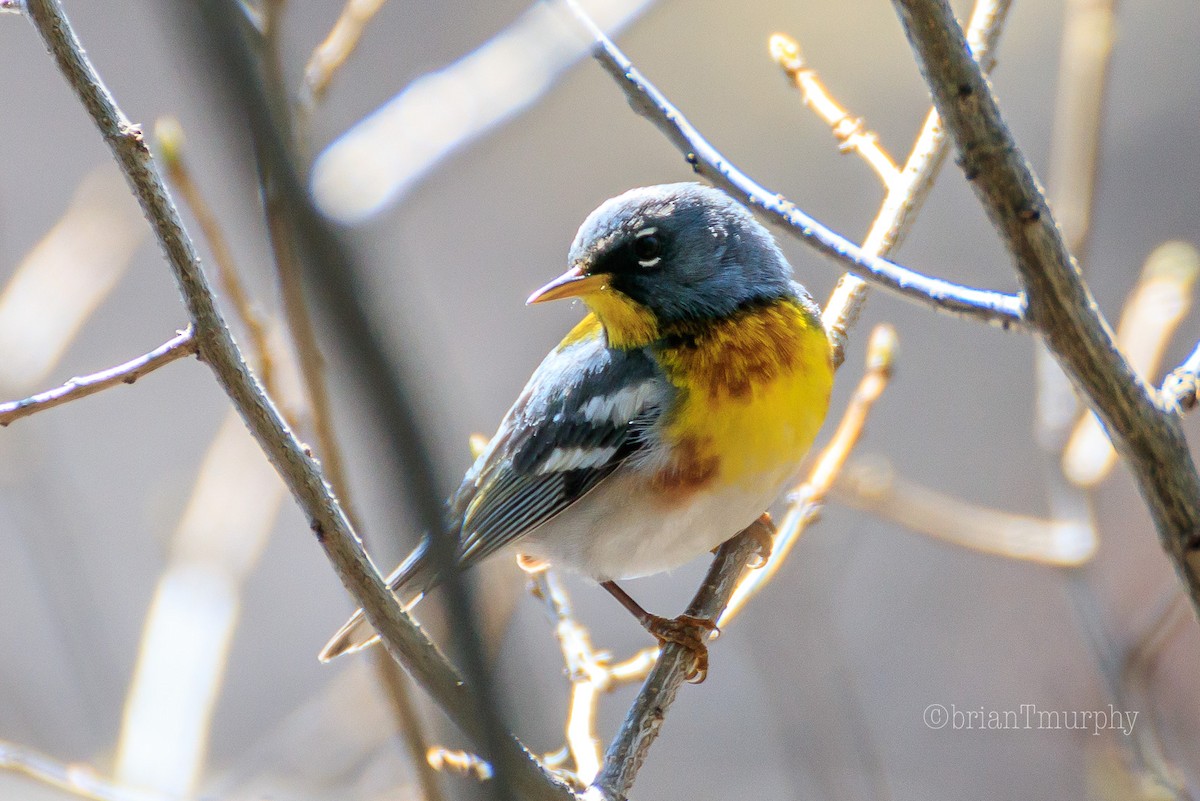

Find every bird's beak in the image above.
[526,265,611,305]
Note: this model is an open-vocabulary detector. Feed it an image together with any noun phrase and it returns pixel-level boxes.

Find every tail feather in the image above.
[318,537,439,662]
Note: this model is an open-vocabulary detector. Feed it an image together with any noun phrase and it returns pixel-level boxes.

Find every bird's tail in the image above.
[318,537,439,662]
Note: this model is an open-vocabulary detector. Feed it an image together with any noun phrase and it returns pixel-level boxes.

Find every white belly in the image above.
[517,464,794,581]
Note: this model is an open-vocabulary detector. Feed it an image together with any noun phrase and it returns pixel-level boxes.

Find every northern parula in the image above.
[320,183,834,679]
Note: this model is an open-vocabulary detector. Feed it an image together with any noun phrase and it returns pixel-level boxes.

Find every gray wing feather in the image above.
[452,325,666,566]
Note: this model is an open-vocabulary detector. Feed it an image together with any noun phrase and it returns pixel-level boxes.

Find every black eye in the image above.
[633,231,662,267]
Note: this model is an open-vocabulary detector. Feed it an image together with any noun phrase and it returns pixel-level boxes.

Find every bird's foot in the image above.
[642,614,718,684]
[745,512,776,569]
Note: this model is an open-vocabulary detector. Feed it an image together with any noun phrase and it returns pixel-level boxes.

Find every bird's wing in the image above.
[450,316,668,567]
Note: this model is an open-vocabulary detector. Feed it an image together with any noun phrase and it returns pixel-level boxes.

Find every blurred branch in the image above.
[565,0,1025,330]
[311,0,657,223]
[1033,1,1186,792]
[0,327,196,426]
[832,457,1096,566]
[154,117,278,396]
[1044,0,1115,266]
[792,0,1012,365]
[20,4,568,798]
[373,653,445,801]
[268,19,444,798]
[301,0,388,108]
[1063,241,1200,486]
[0,740,173,801]
[0,165,146,387]
[719,324,898,627]
[891,0,1200,617]
[115,412,286,797]
[769,34,901,189]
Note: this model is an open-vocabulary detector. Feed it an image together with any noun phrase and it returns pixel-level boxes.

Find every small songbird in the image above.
[320,183,834,680]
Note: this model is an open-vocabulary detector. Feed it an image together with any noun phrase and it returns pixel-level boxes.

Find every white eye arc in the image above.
[633,227,662,268]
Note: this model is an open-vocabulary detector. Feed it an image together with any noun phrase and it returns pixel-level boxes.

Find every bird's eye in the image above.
[633,228,662,268]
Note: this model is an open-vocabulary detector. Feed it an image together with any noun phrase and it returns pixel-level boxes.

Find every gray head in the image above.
[528,184,800,343]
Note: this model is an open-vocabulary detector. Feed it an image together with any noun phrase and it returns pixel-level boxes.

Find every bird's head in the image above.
[528,183,795,349]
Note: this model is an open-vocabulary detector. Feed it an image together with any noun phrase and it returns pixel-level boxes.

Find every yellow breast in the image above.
[651,299,834,498]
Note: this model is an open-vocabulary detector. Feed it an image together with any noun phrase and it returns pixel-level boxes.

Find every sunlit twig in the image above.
[719,324,897,628]
[529,568,657,787]
[426,748,494,782]
[312,0,657,222]
[811,0,1012,365]
[769,34,900,189]
[155,117,277,396]
[301,0,388,108]
[0,327,196,426]
[1063,241,1200,485]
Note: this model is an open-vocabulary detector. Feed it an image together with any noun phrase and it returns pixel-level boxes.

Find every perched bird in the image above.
[320,183,834,680]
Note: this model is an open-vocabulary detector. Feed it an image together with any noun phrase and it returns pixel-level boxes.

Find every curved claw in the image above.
[644,614,717,684]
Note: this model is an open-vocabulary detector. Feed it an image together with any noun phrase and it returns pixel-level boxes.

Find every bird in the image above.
[319,183,834,681]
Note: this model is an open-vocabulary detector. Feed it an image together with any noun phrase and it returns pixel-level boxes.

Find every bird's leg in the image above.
[601,580,716,683]
[709,513,775,568]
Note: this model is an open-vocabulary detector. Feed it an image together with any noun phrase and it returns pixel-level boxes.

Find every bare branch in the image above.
[589,529,761,799]
[818,0,1012,364]
[564,0,1025,330]
[0,327,196,426]
[769,34,901,189]
[530,568,657,788]
[20,3,568,797]
[891,0,1200,616]
[719,324,898,627]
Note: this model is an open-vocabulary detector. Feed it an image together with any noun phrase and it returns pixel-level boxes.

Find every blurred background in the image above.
[1,0,1199,799]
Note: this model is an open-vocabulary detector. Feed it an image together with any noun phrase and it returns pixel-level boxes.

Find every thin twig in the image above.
[564,0,1025,330]
[301,0,388,109]
[590,529,761,800]
[530,569,657,788]
[719,324,898,628]
[0,327,196,426]
[154,118,277,397]
[891,0,1200,617]
[831,456,1095,566]
[427,748,495,782]
[814,0,1012,364]
[769,34,901,189]
[20,5,567,799]
[1063,241,1200,485]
